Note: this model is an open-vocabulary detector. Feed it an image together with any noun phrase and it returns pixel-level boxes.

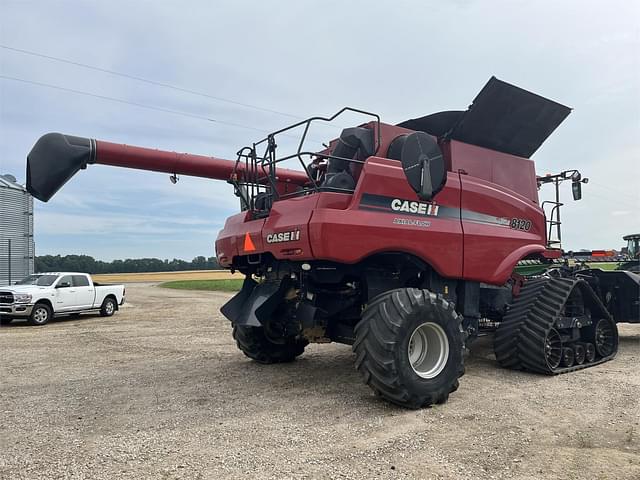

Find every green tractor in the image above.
[619,234,640,273]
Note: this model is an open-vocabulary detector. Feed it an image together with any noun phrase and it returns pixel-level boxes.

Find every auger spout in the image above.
[26,132,310,202]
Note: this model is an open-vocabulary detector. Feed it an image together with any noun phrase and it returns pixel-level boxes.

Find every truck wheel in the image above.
[28,303,52,326]
[354,288,465,409]
[100,297,117,317]
[232,325,307,364]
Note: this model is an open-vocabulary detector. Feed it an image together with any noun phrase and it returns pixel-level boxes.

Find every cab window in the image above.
[72,275,90,287]
[57,276,73,288]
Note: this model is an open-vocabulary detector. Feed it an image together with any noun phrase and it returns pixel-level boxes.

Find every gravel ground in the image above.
[1,284,638,480]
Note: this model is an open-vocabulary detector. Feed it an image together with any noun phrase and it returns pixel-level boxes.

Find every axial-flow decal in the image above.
[359,193,513,227]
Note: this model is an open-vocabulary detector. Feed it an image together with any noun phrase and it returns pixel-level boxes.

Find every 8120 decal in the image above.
[510,218,532,231]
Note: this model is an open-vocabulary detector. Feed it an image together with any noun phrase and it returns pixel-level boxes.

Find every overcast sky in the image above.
[1,0,638,261]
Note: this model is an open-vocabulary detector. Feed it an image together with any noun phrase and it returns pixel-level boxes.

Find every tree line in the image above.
[35,254,220,274]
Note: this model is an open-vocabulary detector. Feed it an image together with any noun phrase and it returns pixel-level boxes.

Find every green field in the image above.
[159,262,625,292]
[159,279,244,292]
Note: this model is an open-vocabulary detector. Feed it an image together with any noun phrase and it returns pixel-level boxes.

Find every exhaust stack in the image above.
[27,133,310,202]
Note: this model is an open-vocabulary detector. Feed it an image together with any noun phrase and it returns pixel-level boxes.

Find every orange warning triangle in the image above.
[243,232,256,252]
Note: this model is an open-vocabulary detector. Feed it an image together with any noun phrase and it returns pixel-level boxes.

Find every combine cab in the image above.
[26,77,639,408]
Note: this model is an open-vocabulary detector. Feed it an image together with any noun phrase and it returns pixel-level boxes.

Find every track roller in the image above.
[573,344,586,365]
[584,343,596,363]
[561,347,575,367]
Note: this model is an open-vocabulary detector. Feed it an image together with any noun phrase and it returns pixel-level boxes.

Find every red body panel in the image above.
[215,123,549,285]
[446,141,540,204]
[309,159,464,278]
[459,175,546,283]
[262,195,317,260]
[216,195,319,265]
[215,212,265,266]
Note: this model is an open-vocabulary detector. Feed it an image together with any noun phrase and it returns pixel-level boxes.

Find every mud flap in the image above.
[220,276,288,326]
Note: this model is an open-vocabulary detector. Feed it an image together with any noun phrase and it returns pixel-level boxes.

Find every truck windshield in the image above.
[15,274,59,286]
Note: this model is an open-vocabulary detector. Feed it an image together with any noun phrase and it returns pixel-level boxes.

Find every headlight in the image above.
[14,293,32,304]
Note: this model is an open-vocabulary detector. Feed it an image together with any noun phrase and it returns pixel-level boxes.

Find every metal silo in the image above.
[0,174,35,284]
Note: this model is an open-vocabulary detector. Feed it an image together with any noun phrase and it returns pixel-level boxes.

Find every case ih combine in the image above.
[26,77,639,408]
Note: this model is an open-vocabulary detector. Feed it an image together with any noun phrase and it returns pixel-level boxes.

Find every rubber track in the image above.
[494,277,617,375]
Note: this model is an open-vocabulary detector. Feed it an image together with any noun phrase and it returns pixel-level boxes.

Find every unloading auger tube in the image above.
[26,132,310,202]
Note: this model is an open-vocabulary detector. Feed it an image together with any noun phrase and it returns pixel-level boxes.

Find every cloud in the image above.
[1,0,639,259]
[37,211,214,236]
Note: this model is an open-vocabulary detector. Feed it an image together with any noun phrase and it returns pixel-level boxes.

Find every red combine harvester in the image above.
[26,77,639,408]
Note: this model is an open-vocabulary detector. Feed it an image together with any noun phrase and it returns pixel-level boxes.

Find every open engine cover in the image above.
[398,77,571,158]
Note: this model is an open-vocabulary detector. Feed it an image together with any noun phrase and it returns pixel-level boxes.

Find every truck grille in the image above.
[0,292,14,304]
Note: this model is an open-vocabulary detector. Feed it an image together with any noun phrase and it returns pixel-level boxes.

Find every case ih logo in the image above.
[359,193,443,218]
[266,229,301,244]
[390,198,439,216]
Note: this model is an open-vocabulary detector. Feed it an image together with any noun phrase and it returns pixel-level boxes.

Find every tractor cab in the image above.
[619,234,640,273]
[623,234,640,259]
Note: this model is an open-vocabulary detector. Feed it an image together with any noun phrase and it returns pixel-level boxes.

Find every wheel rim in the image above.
[594,319,615,357]
[105,301,114,315]
[544,328,563,369]
[407,322,449,379]
[33,307,48,324]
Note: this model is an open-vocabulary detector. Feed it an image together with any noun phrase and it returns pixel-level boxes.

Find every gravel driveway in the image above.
[1,284,638,479]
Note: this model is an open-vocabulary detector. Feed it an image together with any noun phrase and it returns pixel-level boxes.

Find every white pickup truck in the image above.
[0,272,125,326]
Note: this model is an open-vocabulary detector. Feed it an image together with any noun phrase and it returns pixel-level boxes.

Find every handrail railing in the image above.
[230,107,380,216]
[542,200,563,248]
[537,169,588,250]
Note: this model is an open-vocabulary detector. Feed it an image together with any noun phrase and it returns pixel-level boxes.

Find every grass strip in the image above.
[159,279,243,292]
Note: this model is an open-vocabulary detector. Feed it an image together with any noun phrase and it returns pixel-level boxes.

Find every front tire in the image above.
[232,325,307,364]
[100,297,117,317]
[28,303,52,326]
[353,288,465,409]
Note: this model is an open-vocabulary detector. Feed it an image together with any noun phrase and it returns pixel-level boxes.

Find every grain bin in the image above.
[0,174,35,284]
